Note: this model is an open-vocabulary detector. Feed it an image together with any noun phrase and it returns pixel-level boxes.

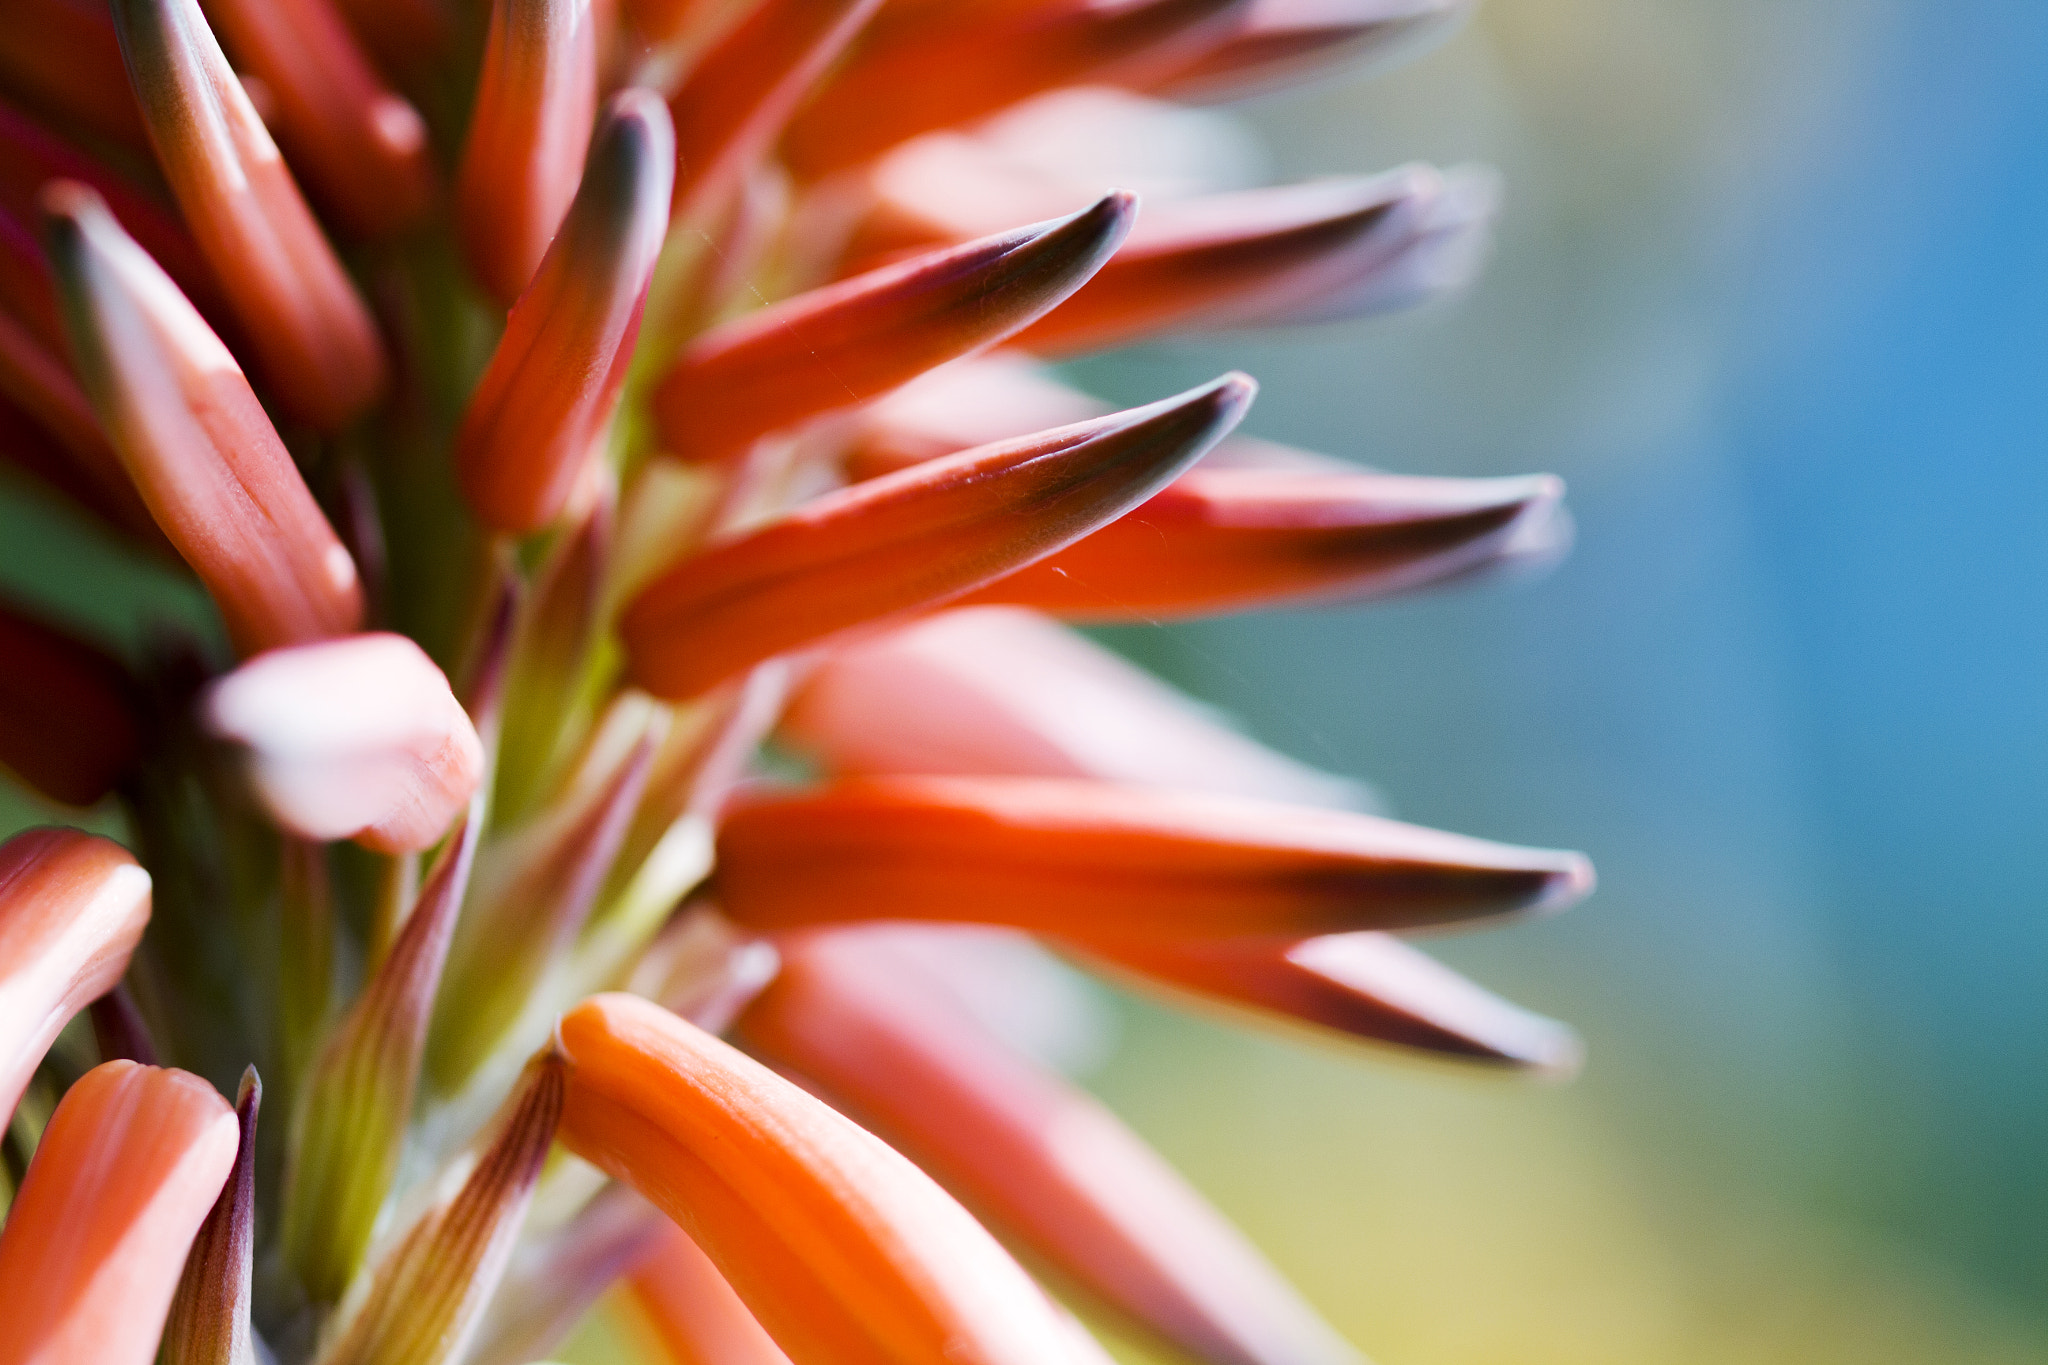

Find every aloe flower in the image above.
[0,0,1595,1362]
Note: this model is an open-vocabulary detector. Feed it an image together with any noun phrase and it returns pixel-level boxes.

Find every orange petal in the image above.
[781,606,1367,807]
[0,1061,237,1365]
[1071,930,1582,1073]
[629,1222,794,1365]
[650,194,1134,465]
[1148,0,1468,102]
[666,0,882,223]
[781,0,1249,179]
[715,776,1595,937]
[0,0,149,150]
[456,0,599,304]
[739,926,1364,1365]
[555,992,1095,1365]
[200,0,436,240]
[112,0,389,428]
[623,374,1253,699]
[0,602,143,807]
[42,183,365,654]
[457,90,674,534]
[201,633,483,852]
[1011,167,1491,356]
[0,829,151,1123]
[960,468,1566,619]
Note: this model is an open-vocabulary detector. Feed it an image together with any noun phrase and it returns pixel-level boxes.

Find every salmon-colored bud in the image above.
[457,90,674,534]
[717,776,1595,937]
[1149,0,1468,101]
[666,0,882,223]
[200,0,436,240]
[201,633,483,852]
[628,1222,794,1365]
[650,194,1134,465]
[0,0,149,150]
[0,828,151,1123]
[555,992,1097,1365]
[1075,931,1582,1073]
[740,926,1364,1365]
[469,1185,669,1365]
[0,1061,237,1365]
[456,0,599,304]
[0,602,143,806]
[624,374,1254,699]
[111,0,389,428]
[160,1068,264,1365]
[1012,166,1492,355]
[782,0,1249,178]
[961,469,1566,619]
[42,184,366,652]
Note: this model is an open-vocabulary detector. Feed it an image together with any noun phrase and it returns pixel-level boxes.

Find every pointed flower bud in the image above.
[627,1222,794,1365]
[160,1068,264,1365]
[740,927,1365,1365]
[1149,0,1470,102]
[963,469,1566,619]
[110,0,388,427]
[281,811,479,1303]
[0,1061,238,1365]
[555,992,1096,1365]
[202,633,484,853]
[456,0,599,303]
[321,1051,565,1365]
[650,194,1135,465]
[0,828,152,1123]
[781,0,1249,178]
[1076,931,1582,1073]
[0,603,143,806]
[199,0,436,240]
[0,0,149,150]
[716,776,1595,938]
[457,90,674,534]
[623,374,1254,699]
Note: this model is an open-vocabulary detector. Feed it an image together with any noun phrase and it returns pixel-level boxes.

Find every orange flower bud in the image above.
[0,0,149,150]
[623,374,1253,699]
[0,1061,237,1365]
[628,1222,794,1365]
[715,776,1594,938]
[1148,0,1469,102]
[0,603,143,806]
[555,992,1096,1365]
[0,831,149,1120]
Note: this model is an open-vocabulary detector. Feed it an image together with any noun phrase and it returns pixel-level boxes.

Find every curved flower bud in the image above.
[0,603,143,807]
[200,0,436,240]
[0,829,152,1123]
[1072,931,1582,1073]
[961,469,1566,619]
[456,0,599,303]
[555,992,1096,1365]
[782,0,1249,178]
[457,90,674,534]
[110,0,388,427]
[716,776,1594,937]
[1148,0,1470,102]
[623,374,1254,699]
[628,1222,793,1365]
[0,1061,238,1365]
[202,633,483,852]
[650,194,1135,465]
[0,0,148,149]
[42,184,365,654]
[160,1068,263,1365]
[740,926,1364,1365]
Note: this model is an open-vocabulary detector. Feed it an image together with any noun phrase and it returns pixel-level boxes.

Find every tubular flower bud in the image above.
[781,0,1250,178]
[650,194,1135,465]
[1147,0,1471,102]
[0,603,143,806]
[628,1222,795,1365]
[201,633,483,853]
[740,926,1364,1365]
[457,90,674,534]
[110,0,389,427]
[42,185,365,654]
[160,1068,264,1365]
[716,776,1594,938]
[623,374,1254,699]
[0,0,149,150]
[456,0,599,304]
[0,1061,238,1365]
[1072,931,1583,1073]
[0,828,152,1123]
[555,992,1095,1365]
[198,0,436,240]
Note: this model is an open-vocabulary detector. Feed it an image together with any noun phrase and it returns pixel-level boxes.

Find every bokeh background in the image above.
[5,1,2046,1361]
